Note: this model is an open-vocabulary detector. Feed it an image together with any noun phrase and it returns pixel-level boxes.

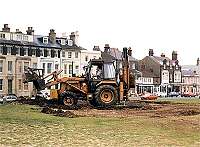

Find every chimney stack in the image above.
[128,47,132,56]
[161,53,165,57]
[69,32,76,45]
[26,27,34,35]
[149,49,154,56]
[104,44,110,53]
[197,58,200,66]
[2,24,10,32]
[172,51,177,60]
[49,29,56,44]
[93,46,100,51]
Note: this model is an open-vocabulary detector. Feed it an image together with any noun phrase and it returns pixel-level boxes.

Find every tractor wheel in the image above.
[60,92,78,107]
[95,85,118,107]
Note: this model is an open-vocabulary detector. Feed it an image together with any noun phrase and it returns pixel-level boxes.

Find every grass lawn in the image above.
[0,102,200,146]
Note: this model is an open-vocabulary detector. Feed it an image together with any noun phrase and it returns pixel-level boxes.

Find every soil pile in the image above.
[41,107,77,118]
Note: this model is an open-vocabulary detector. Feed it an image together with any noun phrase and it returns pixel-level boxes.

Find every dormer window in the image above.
[61,39,66,45]
[16,34,22,41]
[0,33,5,39]
[23,35,28,41]
[68,40,73,46]
[43,37,48,44]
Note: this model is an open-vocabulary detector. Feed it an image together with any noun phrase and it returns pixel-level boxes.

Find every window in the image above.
[18,62,22,73]
[47,50,50,57]
[131,63,135,69]
[23,35,28,41]
[24,62,29,71]
[32,49,36,56]
[75,65,79,74]
[64,64,67,74]
[62,51,65,57]
[0,33,5,39]
[24,48,28,56]
[75,52,78,58]
[40,49,43,56]
[69,65,72,74]
[33,63,37,69]
[16,47,19,55]
[8,61,12,73]
[18,79,22,90]
[68,52,72,58]
[24,83,28,90]
[43,37,48,44]
[0,79,2,90]
[47,63,52,73]
[55,64,59,70]
[54,50,58,57]
[85,56,88,61]
[43,63,46,73]
[16,34,22,41]
[7,46,11,54]
[104,63,115,79]
[0,60,3,73]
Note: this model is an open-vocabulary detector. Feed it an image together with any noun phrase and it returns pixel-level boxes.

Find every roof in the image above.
[182,65,200,76]
[150,56,173,65]
[182,69,199,76]
[34,35,61,49]
[101,52,115,62]
[105,48,138,61]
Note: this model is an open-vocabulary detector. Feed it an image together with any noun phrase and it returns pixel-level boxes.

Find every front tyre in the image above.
[60,91,78,107]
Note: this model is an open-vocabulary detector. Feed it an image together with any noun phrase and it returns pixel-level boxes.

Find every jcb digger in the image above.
[23,47,131,107]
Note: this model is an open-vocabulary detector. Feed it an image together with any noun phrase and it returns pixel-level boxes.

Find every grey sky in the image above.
[1,0,200,64]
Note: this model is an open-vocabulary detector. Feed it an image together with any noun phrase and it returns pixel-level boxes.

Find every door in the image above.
[8,79,12,94]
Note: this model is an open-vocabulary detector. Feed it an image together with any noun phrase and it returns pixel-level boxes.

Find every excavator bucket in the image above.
[23,67,46,91]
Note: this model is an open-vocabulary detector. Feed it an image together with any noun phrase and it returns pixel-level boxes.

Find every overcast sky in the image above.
[1,0,200,64]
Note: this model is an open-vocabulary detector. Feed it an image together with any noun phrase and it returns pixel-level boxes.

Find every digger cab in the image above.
[86,59,116,80]
[85,59,117,93]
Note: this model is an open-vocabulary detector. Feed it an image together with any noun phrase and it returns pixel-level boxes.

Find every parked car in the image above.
[155,92,167,97]
[140,92,158,100]
[168,92,180,97]
[0,94,17,103]
[181,92,197,97]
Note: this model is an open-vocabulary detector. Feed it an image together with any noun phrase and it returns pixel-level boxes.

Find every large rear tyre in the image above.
[95,85,118,107]
[60,91,78,107]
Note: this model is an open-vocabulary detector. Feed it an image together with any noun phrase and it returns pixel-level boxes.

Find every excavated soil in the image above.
[13,98,200,118]
[37,100,200,118]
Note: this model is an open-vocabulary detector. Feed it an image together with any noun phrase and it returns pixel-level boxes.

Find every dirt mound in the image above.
[41,107,77,118]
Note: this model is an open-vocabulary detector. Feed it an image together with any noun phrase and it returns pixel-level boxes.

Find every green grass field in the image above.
[0,100,200,146]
